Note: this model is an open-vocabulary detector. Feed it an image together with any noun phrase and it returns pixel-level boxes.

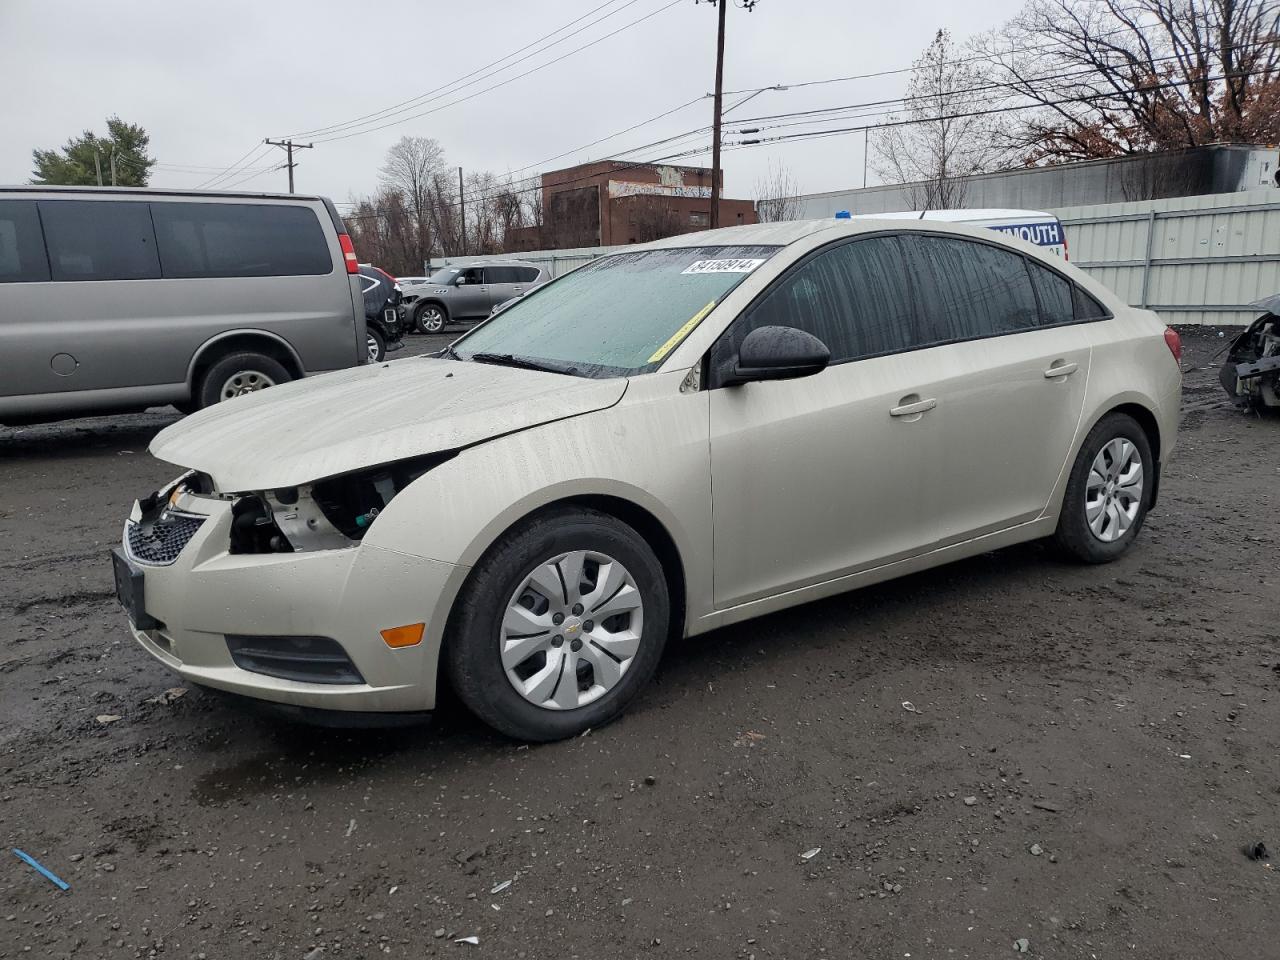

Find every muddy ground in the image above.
[1,329,1277,960]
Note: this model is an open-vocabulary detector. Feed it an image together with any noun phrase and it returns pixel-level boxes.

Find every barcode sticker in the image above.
[681,258,766,275]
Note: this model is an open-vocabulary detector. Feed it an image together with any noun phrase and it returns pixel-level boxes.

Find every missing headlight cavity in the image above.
[230,496,293,554]
[312,451,457,539]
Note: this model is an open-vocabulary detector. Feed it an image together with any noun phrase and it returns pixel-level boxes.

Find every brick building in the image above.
[507,161,757,251]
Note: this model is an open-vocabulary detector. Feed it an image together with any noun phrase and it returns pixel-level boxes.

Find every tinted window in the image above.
[1027,260,1075,326]
[518,267,541,282]
[486,266,518,283]
[151,202,330,278]
[725,236,917,364]
[40,200,160,281]
[459,268,484,284]
[903,235,1039,342]
[0,200,50,283]
[1073,285,1109,320]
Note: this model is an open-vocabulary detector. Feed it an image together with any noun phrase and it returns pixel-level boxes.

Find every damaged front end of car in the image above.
[1221,295,1280,411]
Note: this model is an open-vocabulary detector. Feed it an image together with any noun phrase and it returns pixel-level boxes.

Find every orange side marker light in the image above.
[380,623,425,648]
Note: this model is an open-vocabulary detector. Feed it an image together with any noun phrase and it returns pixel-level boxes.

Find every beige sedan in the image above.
[114,218,1182,741]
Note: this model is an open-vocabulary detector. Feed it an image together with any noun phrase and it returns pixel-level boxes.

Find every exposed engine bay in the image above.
[1220,295,1280,411]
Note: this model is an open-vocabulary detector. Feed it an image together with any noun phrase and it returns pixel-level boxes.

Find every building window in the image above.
[690,211,710,227]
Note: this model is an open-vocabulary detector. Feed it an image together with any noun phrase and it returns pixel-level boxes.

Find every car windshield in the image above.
[451,245,779,378]
[427,267,461,284]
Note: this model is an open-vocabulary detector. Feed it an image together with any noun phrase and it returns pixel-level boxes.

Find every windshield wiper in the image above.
[467,352,577,375]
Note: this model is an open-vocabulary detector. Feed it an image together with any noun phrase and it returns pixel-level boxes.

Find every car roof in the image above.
[0,184,326,202]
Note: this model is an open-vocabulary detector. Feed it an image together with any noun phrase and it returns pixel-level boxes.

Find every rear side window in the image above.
[903,235,1039,341]
[1027,260,1075,326]
[1073,285,1110,320]
[151,202,331,278]
[0,200,50,283]
[729,235,917,363]
[486,266,517,283]
[39,200,160,281]
[518,267,541,282]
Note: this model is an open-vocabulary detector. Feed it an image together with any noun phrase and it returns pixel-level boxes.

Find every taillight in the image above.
[1163,326,1182,364]
[1062,234,1069,261]
[338,234,359,274]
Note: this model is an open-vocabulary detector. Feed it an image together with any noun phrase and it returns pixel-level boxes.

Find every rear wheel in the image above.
[196,352,291,410]
[367,328,386,363]
[1053,412,1153,563]
[446,507,669,741]
[415,302,447,334]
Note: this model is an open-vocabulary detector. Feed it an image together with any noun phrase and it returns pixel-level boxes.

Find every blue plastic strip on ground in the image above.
[12,849,70,891]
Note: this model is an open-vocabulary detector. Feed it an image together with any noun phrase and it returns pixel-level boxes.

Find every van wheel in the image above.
[196,352,291,409]
[415,302,447,334]
[1053,412,1153,563]
[446,507,669,742]
[367,329,386,363]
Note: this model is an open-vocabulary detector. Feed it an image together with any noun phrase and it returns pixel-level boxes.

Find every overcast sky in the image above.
[0,0,1025,207]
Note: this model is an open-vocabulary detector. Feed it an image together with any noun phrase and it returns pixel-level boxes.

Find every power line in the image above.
[284,0,645,140]
[193,143,275,190]
[310,0,684,144]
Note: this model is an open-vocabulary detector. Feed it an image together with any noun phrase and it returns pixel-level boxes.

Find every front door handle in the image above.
[1044,360,1079,379]
[889,396,937,418]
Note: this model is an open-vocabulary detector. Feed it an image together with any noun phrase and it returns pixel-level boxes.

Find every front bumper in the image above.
[119,493,460,713]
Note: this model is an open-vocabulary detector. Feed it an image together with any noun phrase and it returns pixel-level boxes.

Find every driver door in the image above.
[452,267,491,319]
[708,235,940,608]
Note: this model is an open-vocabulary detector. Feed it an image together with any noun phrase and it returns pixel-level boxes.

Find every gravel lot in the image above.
[2,329,1277,960]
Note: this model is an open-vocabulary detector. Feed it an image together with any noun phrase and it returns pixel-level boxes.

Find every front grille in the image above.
[126,513,204,566]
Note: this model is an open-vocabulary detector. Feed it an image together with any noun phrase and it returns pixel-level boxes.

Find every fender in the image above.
[185,329,305,386]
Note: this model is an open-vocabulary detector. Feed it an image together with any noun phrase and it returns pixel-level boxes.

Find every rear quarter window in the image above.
[151,202,332,278]
[39,199,161,282]
[0,200,50,282]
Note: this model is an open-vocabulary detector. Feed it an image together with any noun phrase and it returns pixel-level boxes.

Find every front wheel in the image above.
[1053,412,1153,563]
[446,507,670,741]
[415,302,447,334]
[367,328,386,363]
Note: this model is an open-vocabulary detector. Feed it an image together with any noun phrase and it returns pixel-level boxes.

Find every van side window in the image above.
[903,235,1039,341]
[0,200,50,283]
[519,267,541,283]
[150,203,331,278]
[720,236,916,366]
[1026,259,1075,326]
[39,200,161,282]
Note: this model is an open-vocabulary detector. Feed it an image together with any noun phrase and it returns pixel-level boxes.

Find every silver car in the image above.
[0,186,366,424]
[403,260,549,333]
[114,218,1181,742]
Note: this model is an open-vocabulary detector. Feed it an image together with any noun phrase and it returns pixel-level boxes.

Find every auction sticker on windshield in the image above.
[682,258,766,275]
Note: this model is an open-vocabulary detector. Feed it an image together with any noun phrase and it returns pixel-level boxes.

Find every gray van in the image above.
[0,186,367,425]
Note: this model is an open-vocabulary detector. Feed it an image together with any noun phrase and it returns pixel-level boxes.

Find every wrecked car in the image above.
[110,218,1181,742]
[1220,295,1280,410]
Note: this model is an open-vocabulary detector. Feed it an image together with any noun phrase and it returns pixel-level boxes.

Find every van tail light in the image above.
[338,233,359,274]
[1163,326,1182,364]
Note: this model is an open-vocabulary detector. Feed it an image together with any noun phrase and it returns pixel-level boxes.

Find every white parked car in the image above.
[112,218,1182,741]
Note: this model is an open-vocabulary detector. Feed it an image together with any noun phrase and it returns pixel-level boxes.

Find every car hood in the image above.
[150,357,627,491]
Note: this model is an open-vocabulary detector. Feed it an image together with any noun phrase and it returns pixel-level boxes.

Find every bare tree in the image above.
[623,195,683,243]
[979,0,1280,163]
[754,160,803,221]
[874,29,1001,209]
[379,136,446,266]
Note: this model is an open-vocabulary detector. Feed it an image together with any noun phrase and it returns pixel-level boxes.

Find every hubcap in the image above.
[367,334,381,362]
[219,370,277,401]
[500,550,644,711]
[421,307,444,332]
[1085,437,1144,543]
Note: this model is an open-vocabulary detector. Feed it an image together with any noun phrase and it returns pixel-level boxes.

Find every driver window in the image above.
[459,268,484,284]
[711,235,917,376]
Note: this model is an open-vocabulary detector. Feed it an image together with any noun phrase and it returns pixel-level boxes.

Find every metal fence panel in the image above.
[425,244,630,279]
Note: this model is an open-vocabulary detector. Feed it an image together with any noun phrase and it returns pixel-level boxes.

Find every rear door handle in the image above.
[889,396,937,417]
[1044,361,1079,379]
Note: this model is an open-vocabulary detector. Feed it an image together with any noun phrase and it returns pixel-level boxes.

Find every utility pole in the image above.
[458,167,466,255]
[109,149,117,187]
[709,0,727,228]
[264,138,314,193]
[93,149,103,186]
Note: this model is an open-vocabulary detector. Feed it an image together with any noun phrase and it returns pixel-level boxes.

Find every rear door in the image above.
[898,234,1091,545]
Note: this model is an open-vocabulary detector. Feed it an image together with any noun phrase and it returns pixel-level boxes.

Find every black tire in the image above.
[367,328,386,363]
[415,301,448,334]
[195,352,291,410]
[1053,412,1154,563]
[445,506,670,742]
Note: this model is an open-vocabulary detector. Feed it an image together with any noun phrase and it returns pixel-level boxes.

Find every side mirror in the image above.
[724,325,830,386]
[455,276,468,286]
